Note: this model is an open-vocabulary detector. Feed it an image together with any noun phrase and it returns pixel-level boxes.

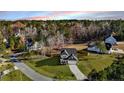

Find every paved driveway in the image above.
[13,62,52,81]
[69,65,87,80]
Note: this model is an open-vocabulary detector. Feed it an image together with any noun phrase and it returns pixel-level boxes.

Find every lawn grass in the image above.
[77,52,116,76]
[1,70,32,81]
[24,56,76,80]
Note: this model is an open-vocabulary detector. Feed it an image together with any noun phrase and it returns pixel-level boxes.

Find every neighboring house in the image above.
[87,42,102,53]
[60,48,78,65]
[105,35,117,54]
[87,35,117,54]
[29,42,42,51]
[105,35,117,45]
[26,38,33,50]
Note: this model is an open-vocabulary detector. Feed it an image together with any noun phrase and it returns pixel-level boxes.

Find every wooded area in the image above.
[0,20,124,53]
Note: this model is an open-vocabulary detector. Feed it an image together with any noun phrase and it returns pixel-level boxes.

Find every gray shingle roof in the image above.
[60,48,78,61]
[60,48,77,56]
[105,35,117,45]
[60,49,69,56]
[67,54,78,61]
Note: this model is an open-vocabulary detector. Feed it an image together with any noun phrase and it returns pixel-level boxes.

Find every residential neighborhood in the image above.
[0,11,124,81]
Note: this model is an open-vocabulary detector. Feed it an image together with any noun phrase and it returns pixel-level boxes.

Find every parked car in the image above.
[11,59,18,62]
[10,57,18,62]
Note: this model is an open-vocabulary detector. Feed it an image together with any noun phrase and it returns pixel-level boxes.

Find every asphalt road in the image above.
[13,61,53,81]
[10,53,53,81]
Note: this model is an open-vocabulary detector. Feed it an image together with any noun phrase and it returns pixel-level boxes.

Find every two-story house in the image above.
[60,48,78,65]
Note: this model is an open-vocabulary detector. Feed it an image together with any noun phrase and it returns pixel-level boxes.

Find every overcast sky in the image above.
[0,11,124,20]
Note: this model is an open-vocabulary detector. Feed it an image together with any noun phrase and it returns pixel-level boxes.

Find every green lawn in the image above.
[1,70,32,81]
[24,56,76,80]
[77,52,116,76]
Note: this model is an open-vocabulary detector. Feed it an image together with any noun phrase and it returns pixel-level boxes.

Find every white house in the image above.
[29,42,43,51]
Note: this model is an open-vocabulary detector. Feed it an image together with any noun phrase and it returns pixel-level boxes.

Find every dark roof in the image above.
[67,54,78,61]
[60,48,77,56]
[61,49,69,56]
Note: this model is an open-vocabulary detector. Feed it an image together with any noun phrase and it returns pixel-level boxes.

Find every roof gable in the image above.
[67,54,78,61]
[60,48,77,56]
[61,49,69,56]
[105,35,117,45]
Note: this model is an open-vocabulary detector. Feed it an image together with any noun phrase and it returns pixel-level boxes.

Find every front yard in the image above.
[15,43,118,80]
[23,55,76,80]
[20,49,116,80]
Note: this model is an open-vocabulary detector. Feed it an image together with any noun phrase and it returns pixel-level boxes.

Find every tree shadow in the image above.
[35,56,61,67]
[18,57,43,61]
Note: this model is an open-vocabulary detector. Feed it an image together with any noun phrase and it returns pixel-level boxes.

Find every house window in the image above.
[61,60,67,65]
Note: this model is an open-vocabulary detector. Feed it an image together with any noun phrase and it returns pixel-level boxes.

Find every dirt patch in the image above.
[113,44,124,50]
[64,44,87,50]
